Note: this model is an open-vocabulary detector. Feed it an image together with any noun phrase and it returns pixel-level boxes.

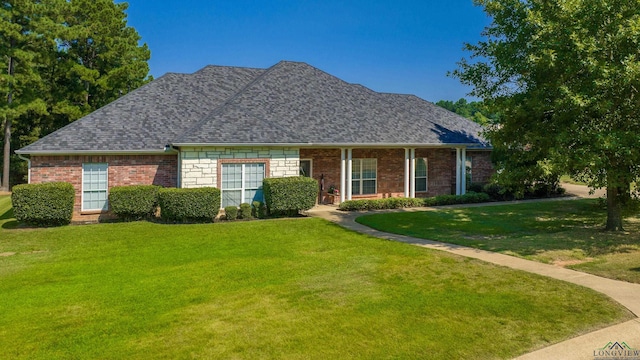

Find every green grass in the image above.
[357,199,640,283]
[0,195,634,359]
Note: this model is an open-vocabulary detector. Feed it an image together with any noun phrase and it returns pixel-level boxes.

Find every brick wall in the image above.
[468,151,493,184]
[30,155,178,214]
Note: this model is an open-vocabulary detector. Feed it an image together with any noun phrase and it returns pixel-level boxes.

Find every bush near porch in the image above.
[338,192,490,211]
[263,176,318,216]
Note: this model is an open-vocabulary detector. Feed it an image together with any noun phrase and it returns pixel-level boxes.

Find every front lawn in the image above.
[357,199,640,283]
[0,195,633,359]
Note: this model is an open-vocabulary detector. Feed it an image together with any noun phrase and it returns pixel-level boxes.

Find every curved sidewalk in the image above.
[307,204,640,360]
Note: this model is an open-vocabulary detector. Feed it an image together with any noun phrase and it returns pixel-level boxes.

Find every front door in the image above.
[300,159,312,177]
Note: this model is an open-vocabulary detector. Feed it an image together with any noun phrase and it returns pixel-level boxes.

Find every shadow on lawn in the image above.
[358,199,640,259]
[0,207,18,229]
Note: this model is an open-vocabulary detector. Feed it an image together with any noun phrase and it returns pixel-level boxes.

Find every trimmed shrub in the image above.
[11,182,75,226]
[263,176,318,216]
[224,206,238,220]
[252,201,266,219]
[338,193,491,211]
[238,203,253,219]
[109,185,160,221]
[158,187,220,223]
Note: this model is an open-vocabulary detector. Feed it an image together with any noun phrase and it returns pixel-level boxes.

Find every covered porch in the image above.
[300,147,490,205]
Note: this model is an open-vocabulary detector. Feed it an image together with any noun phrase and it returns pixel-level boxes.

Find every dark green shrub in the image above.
[109,185,160,221]
[339,193,491,211]
[252,201,266,219]
[468,182,485,193]
[158,187,220,223]
[263,176,318,216]
[224,206,238,220]
[238,203,253,219]
[461,192,491,203]
[338,199,369,211]
[11,182,75,226]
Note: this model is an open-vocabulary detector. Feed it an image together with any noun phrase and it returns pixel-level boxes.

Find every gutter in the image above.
[170,142,492,149]
[17,154,31,183]
[14,149,173,156]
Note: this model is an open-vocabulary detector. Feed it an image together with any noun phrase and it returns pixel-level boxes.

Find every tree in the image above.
[0,0,150,188]
[453,0,640,231]
[0,0,50,191]
[435,98,498,126]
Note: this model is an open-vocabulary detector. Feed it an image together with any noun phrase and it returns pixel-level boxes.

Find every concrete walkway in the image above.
[307,199,640,360]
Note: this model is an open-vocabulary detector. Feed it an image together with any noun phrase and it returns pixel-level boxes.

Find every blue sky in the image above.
[125,1,490,102]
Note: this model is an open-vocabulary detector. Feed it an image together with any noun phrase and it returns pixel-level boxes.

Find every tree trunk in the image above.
[1,116,10,191]
[1,55,14,192]
[605,185,625,231]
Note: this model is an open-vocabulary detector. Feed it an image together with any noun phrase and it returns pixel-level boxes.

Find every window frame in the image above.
[300,159,313,177]
[81,163,109,211]
[415,157,428,193]
[220,162,266,208]
[351,158,377,195]
[466,155,473,187]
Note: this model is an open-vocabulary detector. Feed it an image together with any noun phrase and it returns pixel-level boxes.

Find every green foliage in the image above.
[158,187,220,223]
[224,206,238,221]
[263,176,318,216]
[435,98,498,126]
[1,0,150,190]
[109,185,160,221]
[252,201,266,219]
[453,0,640,230]
[10,182,74,226]
[338,193,490,211]
[238,203,253,220]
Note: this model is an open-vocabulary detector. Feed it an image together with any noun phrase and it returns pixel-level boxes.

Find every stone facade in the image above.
[30,155,178,215]
[180,147,300,188]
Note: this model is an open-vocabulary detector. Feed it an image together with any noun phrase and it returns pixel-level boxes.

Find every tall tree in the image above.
[0,0,50,191]
[0,0,150,188]
[49,0,150,131]
[453,0,640,231]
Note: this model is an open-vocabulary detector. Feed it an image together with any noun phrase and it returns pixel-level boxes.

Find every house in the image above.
[16,61,492,219]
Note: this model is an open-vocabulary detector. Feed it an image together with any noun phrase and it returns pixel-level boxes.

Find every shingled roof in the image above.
[17,61,489,155]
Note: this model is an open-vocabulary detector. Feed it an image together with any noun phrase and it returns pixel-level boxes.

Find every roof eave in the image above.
[171,142,491,149]
[15,149,175,156]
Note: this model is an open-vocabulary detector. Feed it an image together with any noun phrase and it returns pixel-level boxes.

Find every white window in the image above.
[221,163,265,208]
[82,163,108,211]
[352,158,377,195]
[415,158,428,192]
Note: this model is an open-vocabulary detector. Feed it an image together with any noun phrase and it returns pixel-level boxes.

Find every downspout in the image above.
[164,144,180,188]
[17,153,31,183]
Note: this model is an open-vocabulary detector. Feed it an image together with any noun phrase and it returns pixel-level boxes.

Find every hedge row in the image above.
[109,185,160,221]
[263,176,318,215]
[158,187,221,223]
[338,192,491,211]
[11,182,75,226]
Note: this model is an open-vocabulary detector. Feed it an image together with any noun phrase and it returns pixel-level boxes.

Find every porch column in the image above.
[455,148,462,195]
[346,148,353,200]
[404,149,410,198]
[460,147,467,195]
[340,149,346,203]
[410,148,416,198]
